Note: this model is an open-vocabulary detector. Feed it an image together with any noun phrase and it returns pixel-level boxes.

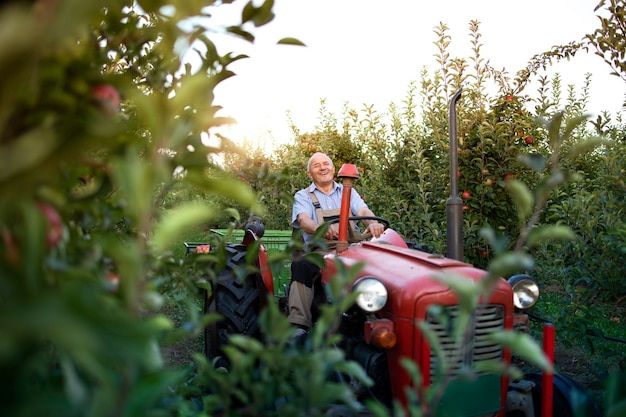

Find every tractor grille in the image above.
[426,304,504,379]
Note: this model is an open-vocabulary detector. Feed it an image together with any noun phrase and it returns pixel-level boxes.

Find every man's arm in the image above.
[357,207,384,238]
[297,212,337,240]
[296,212,318,235]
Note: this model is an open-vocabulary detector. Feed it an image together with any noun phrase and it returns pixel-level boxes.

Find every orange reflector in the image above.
[372,327,397,349]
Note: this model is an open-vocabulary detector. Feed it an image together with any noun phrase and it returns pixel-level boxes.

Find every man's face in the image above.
[308,154,335,186]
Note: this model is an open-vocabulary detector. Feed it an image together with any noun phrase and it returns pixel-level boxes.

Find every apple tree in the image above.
[0,0,282,415]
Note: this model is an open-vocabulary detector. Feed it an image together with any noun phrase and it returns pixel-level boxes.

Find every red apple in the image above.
[462,191,471,199]
[463,205,470,211]
[525,136,534,145]
[504,173,515,181]
[2,228,20,265]
[505,95,513,101]
[106,271,120,293]
[37,202,63,249]
[479,250,489,258]
[91,84,120,115]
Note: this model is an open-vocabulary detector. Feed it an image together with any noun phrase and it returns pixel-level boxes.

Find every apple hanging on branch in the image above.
[37,202,63,249]
[91,84,121,115]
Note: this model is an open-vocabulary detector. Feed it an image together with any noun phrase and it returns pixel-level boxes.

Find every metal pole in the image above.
[446,88,463,261]
[542,323,555,417]
[337,176,353,253]
[337,164,359,253]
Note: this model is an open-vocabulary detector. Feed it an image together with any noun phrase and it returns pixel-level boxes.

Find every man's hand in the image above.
[365,221,384,238]
[325,223,339,240]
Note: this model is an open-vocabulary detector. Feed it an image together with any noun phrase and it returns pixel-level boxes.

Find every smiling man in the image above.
[288,152,384,337]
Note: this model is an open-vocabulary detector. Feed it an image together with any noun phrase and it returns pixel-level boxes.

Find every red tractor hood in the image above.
[317,229,515,410]
[321,234,512,319]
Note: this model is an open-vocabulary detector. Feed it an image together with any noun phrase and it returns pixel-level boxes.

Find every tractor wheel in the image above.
[204,244,262,368]
[524,372,601,417]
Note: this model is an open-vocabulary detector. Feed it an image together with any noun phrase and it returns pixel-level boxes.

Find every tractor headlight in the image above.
[508,274,539,310]
[353,277,388,313]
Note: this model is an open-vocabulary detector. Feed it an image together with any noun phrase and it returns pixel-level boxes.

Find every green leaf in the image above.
[228,334,265,355]
[505,179,534,222]
[474,359,523,380]
[567,138,606,159]
[241,0,275,27]
[479,226,510,254]
[534,171,566,202]
[485,252,534,288]
[145,315,174,331]
[605,370,626,417]
[129,90,161,139]
[546,112,564,148]
[206,178,258,207]
[488,330,552,372]
[607,401,626,417]
[143,338,164,371]
[60,355,88,406]
[169,72,213,117]
[0,127,59,182]
[277,37,306,46]
[111,152,153,224]
[527,225,576,247]
[517,153,546,173]
[561,114,589,143]
[417,319,446,379]
[334,360,373,385]
[152,203,216,252]
[432,272,477,312]
[224,207,241,223]
[226,26,254,42]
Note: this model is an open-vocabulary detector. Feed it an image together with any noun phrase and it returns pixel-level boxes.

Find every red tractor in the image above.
[185,90,600,417]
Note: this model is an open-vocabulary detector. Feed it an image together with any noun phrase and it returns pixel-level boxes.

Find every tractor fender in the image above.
[370,228,408,248]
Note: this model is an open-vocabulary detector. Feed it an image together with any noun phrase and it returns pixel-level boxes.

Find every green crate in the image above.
[211,229,293,296]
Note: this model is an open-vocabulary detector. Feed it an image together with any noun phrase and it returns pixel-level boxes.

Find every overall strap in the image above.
[308,191,328,226]
[308,190,356,230]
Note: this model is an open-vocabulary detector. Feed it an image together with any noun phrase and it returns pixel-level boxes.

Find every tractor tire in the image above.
[204,244,262,368]
[524,372,601,417]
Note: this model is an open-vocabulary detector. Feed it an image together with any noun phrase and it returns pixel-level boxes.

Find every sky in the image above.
[199,0,626,150]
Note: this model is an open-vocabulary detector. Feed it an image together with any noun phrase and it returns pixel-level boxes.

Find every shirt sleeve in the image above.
[350,188,368,215]
[292,185,369,229]
[292,188,313,228]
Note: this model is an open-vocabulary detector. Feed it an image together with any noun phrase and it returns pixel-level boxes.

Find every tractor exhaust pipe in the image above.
[446,88,463,261]
[337,163,360,253]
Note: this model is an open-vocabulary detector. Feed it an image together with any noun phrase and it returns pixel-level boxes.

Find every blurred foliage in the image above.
[2,0,625,416]
[0,0,281,416]
[163,258,375,417]
[587,0,626,107]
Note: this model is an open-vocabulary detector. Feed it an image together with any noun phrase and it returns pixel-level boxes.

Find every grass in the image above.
[160,291,205,368]
[528,284,626,410]
[531,285,625,351]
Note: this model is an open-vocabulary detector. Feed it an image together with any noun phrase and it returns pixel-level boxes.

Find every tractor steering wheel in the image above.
[325,216,390,243]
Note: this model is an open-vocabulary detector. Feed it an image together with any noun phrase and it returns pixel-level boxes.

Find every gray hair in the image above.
[306,152,333,172]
